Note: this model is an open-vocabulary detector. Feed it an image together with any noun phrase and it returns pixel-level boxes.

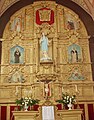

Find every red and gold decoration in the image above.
[36,8,54,25]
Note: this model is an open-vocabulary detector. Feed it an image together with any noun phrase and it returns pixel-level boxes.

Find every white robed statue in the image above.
[40,32,51,61]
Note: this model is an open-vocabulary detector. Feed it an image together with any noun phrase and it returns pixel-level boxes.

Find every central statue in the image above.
[40,32,52,61]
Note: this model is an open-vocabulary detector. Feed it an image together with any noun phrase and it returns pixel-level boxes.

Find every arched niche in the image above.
[10,45,24,64]
[68,44,82,63]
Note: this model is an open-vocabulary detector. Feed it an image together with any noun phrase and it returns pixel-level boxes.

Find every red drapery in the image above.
[88,104,94,120]
[10,106,15,120]
[1,106,7,120]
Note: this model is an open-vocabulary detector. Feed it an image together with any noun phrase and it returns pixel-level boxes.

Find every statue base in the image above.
[40,57,53,64]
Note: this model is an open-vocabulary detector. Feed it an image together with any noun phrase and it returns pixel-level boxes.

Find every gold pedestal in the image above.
[12,111,39,120]
[56,109,83,120]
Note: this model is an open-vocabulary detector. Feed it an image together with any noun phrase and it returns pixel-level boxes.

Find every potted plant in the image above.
[56,93,76,110]
[16,97,39,111]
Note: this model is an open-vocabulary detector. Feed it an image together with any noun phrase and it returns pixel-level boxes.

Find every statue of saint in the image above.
[11,17,21,33]
[14,48,21,63]
[40,32,51,61]
[15,19,21,32]
[67,20,75,30]
[71,48,78,63]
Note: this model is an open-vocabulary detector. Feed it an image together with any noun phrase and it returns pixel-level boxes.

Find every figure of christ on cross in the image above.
[44,81,51,99]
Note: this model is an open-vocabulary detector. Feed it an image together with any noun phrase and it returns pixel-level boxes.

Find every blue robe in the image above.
[40,36,48,52]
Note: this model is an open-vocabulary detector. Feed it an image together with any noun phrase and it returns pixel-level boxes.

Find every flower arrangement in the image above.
[56,93,76,106]
[16,97,39,111]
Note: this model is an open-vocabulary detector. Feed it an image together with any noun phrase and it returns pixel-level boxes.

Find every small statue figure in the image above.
[71,48,78,63]
[14,48,21,63]
[44,82,49,99]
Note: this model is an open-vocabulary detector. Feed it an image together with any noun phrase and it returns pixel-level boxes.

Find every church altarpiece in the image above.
[0,1,94,120]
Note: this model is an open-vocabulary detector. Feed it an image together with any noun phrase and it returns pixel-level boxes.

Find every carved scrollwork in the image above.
[36,23,55,36]
[36,74,58,83]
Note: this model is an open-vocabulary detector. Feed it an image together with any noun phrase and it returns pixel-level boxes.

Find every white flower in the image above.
[72,96,74,98]
[64,97,66,99]
[67,96,69,98]
[25,101,28,104]
[25,97,28,100]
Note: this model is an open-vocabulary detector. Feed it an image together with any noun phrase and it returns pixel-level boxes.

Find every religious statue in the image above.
[10,17,21,33]
[14,48,21,63]
[67,20,75,30]
[40,32,52,61]
[15,18,21,32]
[71,48,78,63]
[44,83,49,99]
[68,44,82,63]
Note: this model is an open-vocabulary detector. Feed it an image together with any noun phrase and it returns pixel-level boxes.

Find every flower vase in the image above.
[67,103,73,110]
[24,103,28,111]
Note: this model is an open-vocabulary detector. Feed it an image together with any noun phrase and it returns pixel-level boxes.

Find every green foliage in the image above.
[16,98,24,105]
[28,99,40,106]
